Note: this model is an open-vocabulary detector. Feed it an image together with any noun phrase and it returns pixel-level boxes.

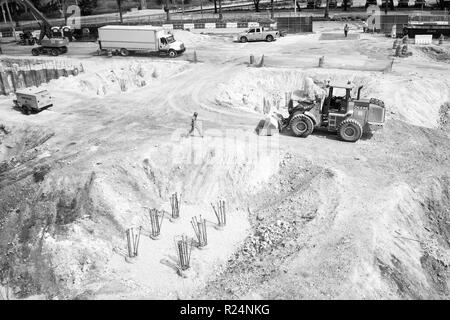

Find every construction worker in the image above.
[362,20,368,33]
[344,24,349,38]
[188,112,203,137]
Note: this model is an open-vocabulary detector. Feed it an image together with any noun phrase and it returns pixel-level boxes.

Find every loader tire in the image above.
[337,119,363,142]
[290,114,314,138]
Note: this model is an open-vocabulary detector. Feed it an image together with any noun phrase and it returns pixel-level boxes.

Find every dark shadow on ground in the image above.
[280,127,374,142]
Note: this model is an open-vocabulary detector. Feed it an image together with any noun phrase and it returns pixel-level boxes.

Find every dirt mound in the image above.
[199,154,344,298]
[215,69,331,114]
[48,60,189,97]
[200,153,450,300]
[172,30,213,47]
[438,102,450,131]
[418,46,450,63]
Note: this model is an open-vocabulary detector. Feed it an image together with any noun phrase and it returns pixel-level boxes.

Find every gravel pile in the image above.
[242,220,295,257]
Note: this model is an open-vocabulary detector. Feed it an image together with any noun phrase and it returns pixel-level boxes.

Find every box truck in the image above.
[97,25,185,58]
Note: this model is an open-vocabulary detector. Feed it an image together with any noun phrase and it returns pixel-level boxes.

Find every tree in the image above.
[164,0,170,21]
[218,0,222,19]
[61,0,68,23]
[78,0,98,15]
[116,0,123,23]
[324,0,329,18]
[342,0,348,11]
[253,0,260,12]
[140,0,147,10]
[213,0,217,13]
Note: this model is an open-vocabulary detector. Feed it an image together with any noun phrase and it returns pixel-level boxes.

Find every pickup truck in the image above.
[237,27,280,43]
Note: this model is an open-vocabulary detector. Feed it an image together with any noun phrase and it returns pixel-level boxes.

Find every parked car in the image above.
[237,27,280,43]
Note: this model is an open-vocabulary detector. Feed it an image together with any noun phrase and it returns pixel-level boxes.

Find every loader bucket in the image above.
[255,115,280,136]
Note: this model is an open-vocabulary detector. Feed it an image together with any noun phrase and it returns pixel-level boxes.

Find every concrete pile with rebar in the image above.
[149,208,164,240]
[170,192,181,222]
[191,216,208,249]
[175,235,194,278]
[211,200,226,230]
[125,226,142,263]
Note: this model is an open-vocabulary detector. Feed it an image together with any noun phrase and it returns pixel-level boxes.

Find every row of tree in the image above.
[6,0,449,23]
[214,0,449,18]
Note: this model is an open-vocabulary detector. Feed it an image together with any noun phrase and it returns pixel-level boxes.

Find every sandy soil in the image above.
[0,21,449,299]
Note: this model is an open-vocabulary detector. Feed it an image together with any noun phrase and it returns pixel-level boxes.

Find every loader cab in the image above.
[322,83,353,116]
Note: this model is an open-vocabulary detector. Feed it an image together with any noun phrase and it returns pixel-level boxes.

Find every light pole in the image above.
[200,0,203,19]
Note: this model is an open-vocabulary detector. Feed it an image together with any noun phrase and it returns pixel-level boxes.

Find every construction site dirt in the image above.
[0,20,449,300]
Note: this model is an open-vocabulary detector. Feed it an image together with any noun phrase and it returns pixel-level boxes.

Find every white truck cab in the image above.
[158,33,184,55]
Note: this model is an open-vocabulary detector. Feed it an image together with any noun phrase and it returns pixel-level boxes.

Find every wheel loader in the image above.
[268,82,386,142]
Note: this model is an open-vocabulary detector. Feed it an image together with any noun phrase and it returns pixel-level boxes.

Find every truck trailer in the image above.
[97,25,186,58]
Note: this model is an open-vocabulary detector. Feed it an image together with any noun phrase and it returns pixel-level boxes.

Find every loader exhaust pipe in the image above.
[357,85,363,100]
